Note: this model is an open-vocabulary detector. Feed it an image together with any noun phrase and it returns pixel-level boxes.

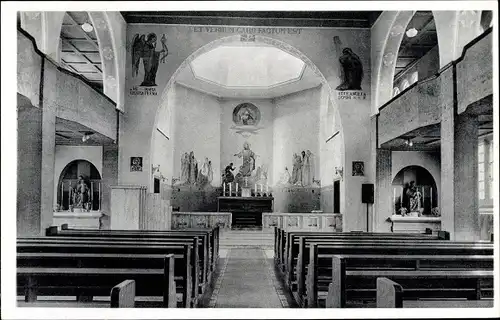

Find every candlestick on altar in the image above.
[255,184,257,192]
[223,183,226,196]
[229,183,232,196]
[266,184,269,193]
[393,187,396,214]
[236,183,239,195]
[430,187,433,209]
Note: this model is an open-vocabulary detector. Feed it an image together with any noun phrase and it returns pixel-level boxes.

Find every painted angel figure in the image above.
[131,33,168,87]
[333,36,363,90]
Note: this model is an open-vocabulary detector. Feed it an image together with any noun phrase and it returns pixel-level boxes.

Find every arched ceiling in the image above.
[176,44,323,99]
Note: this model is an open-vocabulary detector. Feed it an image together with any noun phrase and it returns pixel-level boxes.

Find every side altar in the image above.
[218,196,274,227]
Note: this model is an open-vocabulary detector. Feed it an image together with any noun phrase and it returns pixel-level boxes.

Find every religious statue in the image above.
[189,151,197,184]
[301,150,314,186]
[180,152,190,184]
[131,33,168,87]
[291,153,303,185]
[73,175,90,212]
[277,167,292,186]
[207,160,213,183]
[234,141,256,177]
[197,157,211,187]
[333,36,363,91]
[405,181,422,213]
[222,162,235,184]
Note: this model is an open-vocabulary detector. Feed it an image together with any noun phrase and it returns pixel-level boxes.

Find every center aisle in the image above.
[208,248,288,308]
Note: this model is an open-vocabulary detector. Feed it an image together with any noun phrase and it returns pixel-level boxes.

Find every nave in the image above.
[16,225,494,309]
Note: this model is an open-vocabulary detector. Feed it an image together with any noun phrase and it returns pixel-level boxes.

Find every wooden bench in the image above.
[17,255,177,308]
[307,249,494,308]
[49,226,220,273]
[287,236,451,292]
[17,241,194,307]
[376,277,494,308]
[35,233,212,295]
[275,228,444,275]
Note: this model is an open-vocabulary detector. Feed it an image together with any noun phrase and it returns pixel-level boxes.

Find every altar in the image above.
[218,196,274,227]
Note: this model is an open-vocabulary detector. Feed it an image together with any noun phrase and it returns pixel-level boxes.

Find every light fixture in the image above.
[406,28,418,38]
[81,132,94,142]
[81,22,94,33]
[404,139,414,147]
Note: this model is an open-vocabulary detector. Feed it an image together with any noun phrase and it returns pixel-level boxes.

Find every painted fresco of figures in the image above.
[234,141,256,177]
[333,36,363,91]
[131,33,168,87]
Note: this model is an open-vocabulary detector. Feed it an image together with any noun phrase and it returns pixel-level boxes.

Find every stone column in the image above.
[17,97,43,236]
[453,114,479,240]
[101,143,119,225]
[441,105,480,240]
[374,149,392,232]
[17,89,56,236]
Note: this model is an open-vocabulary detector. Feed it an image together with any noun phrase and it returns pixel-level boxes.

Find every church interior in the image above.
[7,6,498,314]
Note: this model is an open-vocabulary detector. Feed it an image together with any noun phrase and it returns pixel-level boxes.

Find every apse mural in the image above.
[131,33,168,87]
[231,103,263,137]
[333,36,364,91]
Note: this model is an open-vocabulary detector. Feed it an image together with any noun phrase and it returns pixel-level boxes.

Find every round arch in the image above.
[150,34,346,192]
[37,12,119,107]
[373,10,485,111]
[391,165,438,216]
[55,159,102,212]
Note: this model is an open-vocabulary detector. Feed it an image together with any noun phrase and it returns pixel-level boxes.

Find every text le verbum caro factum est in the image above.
[192,26,303,35]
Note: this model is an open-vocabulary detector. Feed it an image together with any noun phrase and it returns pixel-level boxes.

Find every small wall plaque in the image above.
[130,157,143,172]
[352,161,364,176]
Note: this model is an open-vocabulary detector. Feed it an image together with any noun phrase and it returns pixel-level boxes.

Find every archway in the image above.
[391,165,438,216]
[56,159,102,212]
[20,11,120,107]
[150,34,345,213]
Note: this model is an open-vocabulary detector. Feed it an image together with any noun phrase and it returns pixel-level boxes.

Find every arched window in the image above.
[410,71,419,85]
[56,160,102,212]
[393,87,401,97]
[401,79,410,91]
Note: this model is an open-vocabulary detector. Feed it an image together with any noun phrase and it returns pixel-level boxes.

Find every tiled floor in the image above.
[208,248,287,308]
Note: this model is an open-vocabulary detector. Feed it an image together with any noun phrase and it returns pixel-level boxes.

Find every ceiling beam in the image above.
[61,38,102,75]
[65,12,100,51]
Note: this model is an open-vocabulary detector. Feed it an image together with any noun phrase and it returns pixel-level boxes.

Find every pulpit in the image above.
[218,196,273,227]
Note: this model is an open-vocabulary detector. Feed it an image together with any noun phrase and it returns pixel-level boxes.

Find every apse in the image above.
[151,41,340,212]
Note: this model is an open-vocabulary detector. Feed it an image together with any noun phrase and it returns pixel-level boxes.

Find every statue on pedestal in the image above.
[234,141,256,178]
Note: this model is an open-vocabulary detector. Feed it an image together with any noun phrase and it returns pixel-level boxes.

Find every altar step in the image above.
[219,230,274,249]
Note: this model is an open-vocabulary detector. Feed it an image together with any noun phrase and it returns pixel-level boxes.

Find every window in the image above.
[401,79,410,91]
[410,71,418,85]
[478,137,493,207]
[393,87,400,97]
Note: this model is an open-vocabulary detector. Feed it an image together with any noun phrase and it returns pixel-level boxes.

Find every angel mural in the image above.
[131,33,168,87]
[333,36,363,91]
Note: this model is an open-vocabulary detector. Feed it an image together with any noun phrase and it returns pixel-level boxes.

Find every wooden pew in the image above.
[111,280,136,308]
[286,235,450,292]
[50,226,220,273]
[276,229,443,275]
[18,255,177,308]
[375,277,493,308]
[17,241,194,307]
[308,250,494,308]
[39,232,212,295]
